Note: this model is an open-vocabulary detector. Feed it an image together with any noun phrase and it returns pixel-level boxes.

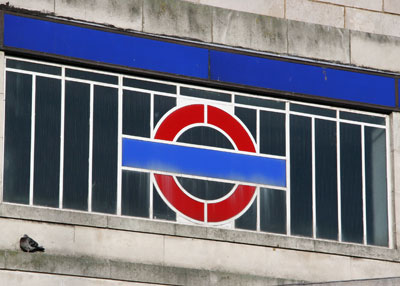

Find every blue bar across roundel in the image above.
[122,138,286,187]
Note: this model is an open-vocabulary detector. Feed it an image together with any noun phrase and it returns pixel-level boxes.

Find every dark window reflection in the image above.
[176,176,234,200]
[153,186,176,221]
[122,170,150,218]
[123,90,150,137]
[154,95,176,128]
[180,87,231,102]
[260,188,286,234]
[260,111,285,156]
[177,126,234,150]
[235,198,257,231]
[235,95,285,110]
[7,59,61,75]
[124,77,176,94]
[235,107,256,143]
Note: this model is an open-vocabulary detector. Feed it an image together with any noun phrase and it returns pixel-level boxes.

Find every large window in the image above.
[3,57,390,247]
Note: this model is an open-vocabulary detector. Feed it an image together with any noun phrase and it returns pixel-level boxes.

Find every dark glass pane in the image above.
[7,59,61,75]
[122,170,150,218]
[260,111,285,156]
[340,123,363,243]
[123,90,150,137]
[365,127,388,246]
[180,87,231,102]
[340,111,385,125]
[3,72,32,204]
[290,103,336,118]
[33,76,61,207]
[235,95,285,110]
[177,126,234,150]
[290,115,312,237]
[235,107,256,143]
[260,188,286,234]
[235,198,257,231]
[124,77,176,94]
[66,68,118,85]
[176,176,234,200]
[92,85,118,214]
[154,95,176,128]
[63,81,90,211]
[315,119,338,240]
[153,186,176,221]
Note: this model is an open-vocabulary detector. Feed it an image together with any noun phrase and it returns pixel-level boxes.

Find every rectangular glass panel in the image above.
[260,111,285,156]
[3,71,32,204]
[154,94,176,128]
[365,127,388,246]
[290,115,312,237]
[63,81,90,211]
[66,68,118,85]
[340,123,363,243]
[260,188,286,234]
[235,107,256,144]
[92,85,118,214]
[290,103,336,118]
[235,199,257,231]
[180,87,231,102]
[340,111,385,125]
[124,77,176,94]
[33,76,61,207]
[122,170,150,218]
[315,119,338,240]
[7,59,61,75]
[153,186,176,221]
[235,95,285,110]
[123,90,150,137]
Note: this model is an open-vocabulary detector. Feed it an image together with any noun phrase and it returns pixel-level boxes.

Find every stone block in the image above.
[286,0,344,28]
[0,52,5,97]
[212,7,287,54]
[350,31,400,73]
[143,0,212,42]
[107,215,175,236]
[346,8,400,38]
[0,0,55,13]
[198,0,284,18]
[384,0,400,14]
[288,20,350,63]
[350,257,400,280]
[54,0,142,31]
[315,0,382,11]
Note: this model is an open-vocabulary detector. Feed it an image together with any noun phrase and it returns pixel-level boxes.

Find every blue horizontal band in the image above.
[122,138,286,187]
[3,14,396,108]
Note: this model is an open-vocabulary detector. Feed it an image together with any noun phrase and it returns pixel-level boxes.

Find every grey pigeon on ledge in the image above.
[20,234,45,253]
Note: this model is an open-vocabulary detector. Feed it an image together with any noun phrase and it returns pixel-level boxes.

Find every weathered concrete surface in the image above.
[384,0,400,14]
[390,112,400,249]
[315,0,382,11]
[0,0,54,13]
[350,31,400,73]
[288,20,350,63]
[287,277,400,285]
[143,0,212,42]
[212,7,287,53]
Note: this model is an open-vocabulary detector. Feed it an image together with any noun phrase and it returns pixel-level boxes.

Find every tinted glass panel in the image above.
[340,123,363,243]
[260,111,285,156]
[153,186,176,221]
[365,127,388,246]
[66,68,118,85]
[290,103,336,118]
[290,115,312,237]
[315,119,338,240]
[92,85,118,214]
[180,87,231,102]
[63,81,90,211]
[235,199,257,231]
[340,111,385,125]
[235,95,285,110]
[33,76,61,207]
[122,170,150,218]
[3,72,32,204]
[235,107,256,143]
[124,77,176,94]
[123,90,150,137]
[176,176,234,200]
[177,126,234,150]
[260,188,286,234]
[7,59,61,75]
[154,95,176,128]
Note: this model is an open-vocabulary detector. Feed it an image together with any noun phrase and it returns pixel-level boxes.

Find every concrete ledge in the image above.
[1,203,399,263]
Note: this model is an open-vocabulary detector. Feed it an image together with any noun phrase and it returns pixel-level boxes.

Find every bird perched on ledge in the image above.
[19,234,45,253]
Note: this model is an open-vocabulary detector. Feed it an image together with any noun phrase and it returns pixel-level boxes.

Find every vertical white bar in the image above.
[116,76,123,216]
[337,118,342,242]
[204,202,208,223]
[312,118,316,238]
[149,172,154,219]
[88,84,94,212]
[285,102,291,235]
[58,68,65,209]
[256,110,260,154]
[361,125,367,244]
[150,93,154,138]
[0,56,5,204]
[29,75,36,206]
[256,187,260,232]
[386,117,393,248]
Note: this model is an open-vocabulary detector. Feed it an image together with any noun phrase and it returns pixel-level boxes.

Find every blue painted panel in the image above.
[122,138,286,187]
[210,51,396,107]
[3,14,209,78]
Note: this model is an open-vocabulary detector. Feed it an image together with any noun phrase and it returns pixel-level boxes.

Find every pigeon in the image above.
[19,234,45,253]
